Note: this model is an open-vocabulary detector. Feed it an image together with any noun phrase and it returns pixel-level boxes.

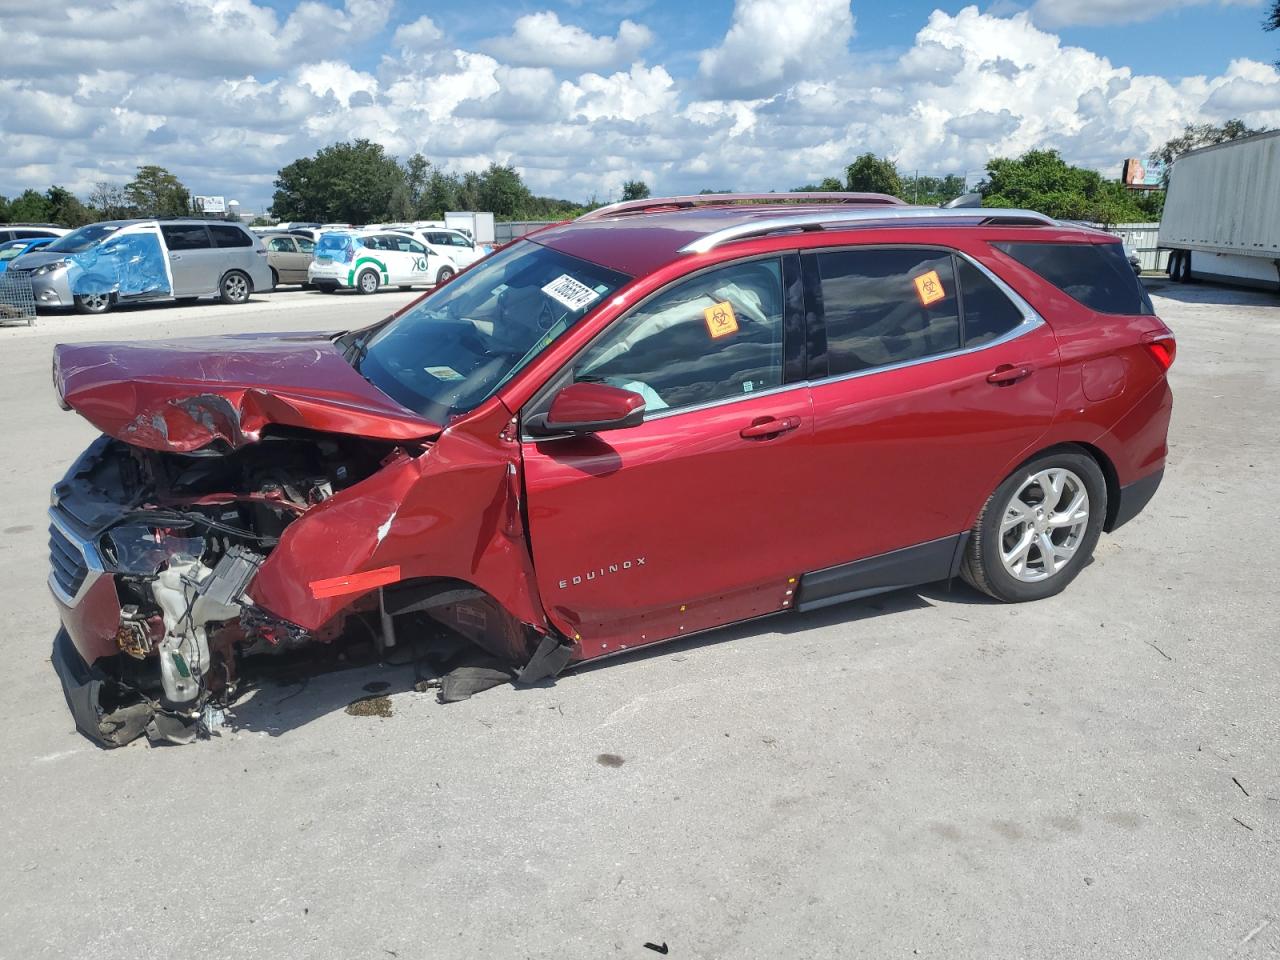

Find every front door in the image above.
[521,256,813,659]
[795,246,1060,591]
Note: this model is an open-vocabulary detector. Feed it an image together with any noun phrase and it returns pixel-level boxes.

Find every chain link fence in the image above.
[0,270,37,326]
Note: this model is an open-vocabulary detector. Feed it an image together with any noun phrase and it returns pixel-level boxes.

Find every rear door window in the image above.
[161,224,211,251]
[814,248,961,376]
[267,236,296,253]
[995,241,1153,315]
[295,237,314,253]
[209,224,253,248]
[573,259,786,413]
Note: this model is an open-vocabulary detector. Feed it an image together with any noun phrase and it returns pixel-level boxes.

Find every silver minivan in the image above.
[9,218,272,314]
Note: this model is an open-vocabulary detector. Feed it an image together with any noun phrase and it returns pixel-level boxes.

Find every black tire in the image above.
[356,269,380,295]
[316,283,335,294]
[219,270,251,304]
[73,292,112,315]
[435,266,455,285]
[269,267,279,290]
[960,449,1107,603]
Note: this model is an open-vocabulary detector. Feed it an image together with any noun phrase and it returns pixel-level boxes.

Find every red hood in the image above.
[54,332,443,452]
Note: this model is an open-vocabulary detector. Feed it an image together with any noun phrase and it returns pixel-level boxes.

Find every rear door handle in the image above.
[987,364,1033,385]
[740,415,802,439]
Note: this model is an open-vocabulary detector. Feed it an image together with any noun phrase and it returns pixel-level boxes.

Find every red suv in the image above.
[48,194,1174,746]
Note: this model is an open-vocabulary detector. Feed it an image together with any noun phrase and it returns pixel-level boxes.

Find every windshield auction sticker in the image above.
[704,300,739,339]
[542,274,601,311]
[913,270,946,306]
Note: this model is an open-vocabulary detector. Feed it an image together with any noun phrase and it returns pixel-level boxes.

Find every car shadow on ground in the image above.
[223,578,999,741]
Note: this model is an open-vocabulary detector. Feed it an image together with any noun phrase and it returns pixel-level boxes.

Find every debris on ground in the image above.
[346,695,393,718]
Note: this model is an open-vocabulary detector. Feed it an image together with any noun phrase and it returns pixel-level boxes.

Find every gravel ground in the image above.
[0,279,1277,960]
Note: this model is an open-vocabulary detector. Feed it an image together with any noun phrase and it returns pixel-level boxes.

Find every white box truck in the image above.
[1159,130,1280,290]
[444,211,496,246]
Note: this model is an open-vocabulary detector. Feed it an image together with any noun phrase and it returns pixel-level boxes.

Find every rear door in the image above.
[794,245,1059,603]
[521,255,813,658]
[159,224,215,295]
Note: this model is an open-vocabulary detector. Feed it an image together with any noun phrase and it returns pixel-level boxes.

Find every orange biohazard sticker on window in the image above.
[913,270,946,306]
[704,301,739,339]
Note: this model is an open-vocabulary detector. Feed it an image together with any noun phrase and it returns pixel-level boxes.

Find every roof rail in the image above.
[578,192,904,221]
[677,207,1057,254]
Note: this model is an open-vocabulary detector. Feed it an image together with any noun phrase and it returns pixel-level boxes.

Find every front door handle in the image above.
[740,415,802,439]
[987,364,1033,385]
[169,254,182,261]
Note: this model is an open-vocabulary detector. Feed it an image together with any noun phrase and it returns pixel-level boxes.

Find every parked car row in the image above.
[2,218,489,315]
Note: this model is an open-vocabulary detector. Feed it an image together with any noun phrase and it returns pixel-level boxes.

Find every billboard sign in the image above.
[194,195,226,214]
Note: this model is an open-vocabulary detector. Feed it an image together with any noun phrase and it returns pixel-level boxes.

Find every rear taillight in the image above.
[1141,331,1176,371]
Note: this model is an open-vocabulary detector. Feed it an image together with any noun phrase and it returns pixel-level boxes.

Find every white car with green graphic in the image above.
[307,231,442,294]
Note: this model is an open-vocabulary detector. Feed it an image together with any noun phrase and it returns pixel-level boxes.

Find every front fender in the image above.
[247,400,546,637]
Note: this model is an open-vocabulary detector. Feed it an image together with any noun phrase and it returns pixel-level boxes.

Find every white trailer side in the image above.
[1158,130,1280,290]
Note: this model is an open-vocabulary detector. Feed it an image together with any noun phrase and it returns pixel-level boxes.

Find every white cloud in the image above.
[0,0,1278,209]
[1030,0,1259,28]
[698,0,856,99]
[485,12,654,71]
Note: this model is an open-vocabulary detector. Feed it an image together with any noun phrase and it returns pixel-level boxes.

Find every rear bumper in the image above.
[1107,466,1164,532]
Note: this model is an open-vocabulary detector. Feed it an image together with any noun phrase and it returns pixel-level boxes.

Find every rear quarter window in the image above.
[995,241,1153,316]
[209,224,253,248]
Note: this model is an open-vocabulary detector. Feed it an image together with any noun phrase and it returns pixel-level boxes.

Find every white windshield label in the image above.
[541,274,600,311]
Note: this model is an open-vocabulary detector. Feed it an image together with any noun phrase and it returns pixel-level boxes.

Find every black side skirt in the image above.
[795,534,965,613]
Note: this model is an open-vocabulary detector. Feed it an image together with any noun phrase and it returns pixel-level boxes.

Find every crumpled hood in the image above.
[54,332,443,452]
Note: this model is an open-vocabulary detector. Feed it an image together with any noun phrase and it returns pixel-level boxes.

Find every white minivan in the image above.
[308,231,442,294]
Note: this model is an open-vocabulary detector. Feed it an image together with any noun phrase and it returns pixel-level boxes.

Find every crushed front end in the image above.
[49,432,409,746]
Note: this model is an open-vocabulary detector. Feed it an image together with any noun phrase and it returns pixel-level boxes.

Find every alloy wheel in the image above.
[999,468,1090,582]
[224,274,249,302]
[81,293,110,312]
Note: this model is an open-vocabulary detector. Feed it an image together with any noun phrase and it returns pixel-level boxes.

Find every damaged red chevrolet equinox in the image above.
[48,194,1174,746]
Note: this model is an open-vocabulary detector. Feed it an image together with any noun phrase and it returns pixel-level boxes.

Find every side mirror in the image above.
[527,382,645,436]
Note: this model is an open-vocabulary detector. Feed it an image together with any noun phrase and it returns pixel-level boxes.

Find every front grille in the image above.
[49,521,89,600]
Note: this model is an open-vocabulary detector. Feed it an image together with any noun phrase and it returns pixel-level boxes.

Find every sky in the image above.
[0,0,1277,212]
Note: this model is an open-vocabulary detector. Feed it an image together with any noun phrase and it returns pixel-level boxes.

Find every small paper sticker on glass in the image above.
[913,270,946,306]
[424,365,465,381]
[542,274,601,311]
[703,300,739,339]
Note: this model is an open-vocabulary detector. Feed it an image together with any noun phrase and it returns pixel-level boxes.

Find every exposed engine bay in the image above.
[51,431,421,745]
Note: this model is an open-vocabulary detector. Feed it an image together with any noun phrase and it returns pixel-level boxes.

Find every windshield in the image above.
[46,223,122,254]
[353,240,630,423]
[0,241,37,261]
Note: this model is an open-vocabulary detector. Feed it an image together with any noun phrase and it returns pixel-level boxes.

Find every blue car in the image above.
[0,236,55,273]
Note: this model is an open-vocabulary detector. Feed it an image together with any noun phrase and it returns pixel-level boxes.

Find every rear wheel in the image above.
[961,450,1107,603]
[73,292,112,315]
[219,270,251,304]
[357,269,380,295]
[435,266,455,285]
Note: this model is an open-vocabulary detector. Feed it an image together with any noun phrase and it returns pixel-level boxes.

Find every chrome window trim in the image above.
[519,247,1046,436]
[47,508,105,607]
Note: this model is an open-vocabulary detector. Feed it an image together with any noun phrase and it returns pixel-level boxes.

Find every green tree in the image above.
[845,154,903,197]
[792,177,844,192]
[477,164,532,217]
[6,189,53,223]
[621,179,650,201]
[1267,0,1279,63]
[419,167,460,219]
[1149,119,1264,185]
[271,139,405,223]
[124,165,191,218]
[900,173,966,205]
[980,149,1150,222]
[45,186,93,227]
